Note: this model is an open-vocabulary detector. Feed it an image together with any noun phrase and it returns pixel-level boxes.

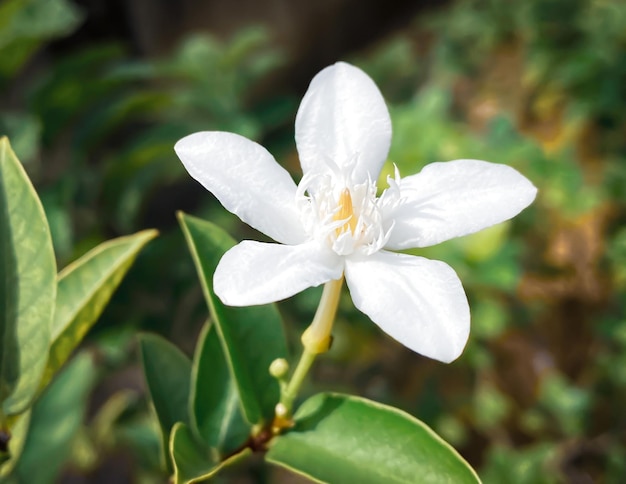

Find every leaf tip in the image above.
[138,228,160,241]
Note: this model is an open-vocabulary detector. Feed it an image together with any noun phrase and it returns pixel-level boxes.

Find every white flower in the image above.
[175,62,537,363]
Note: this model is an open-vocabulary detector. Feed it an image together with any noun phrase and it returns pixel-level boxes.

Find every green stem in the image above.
[279,349,317,412]
[278,277,344,414]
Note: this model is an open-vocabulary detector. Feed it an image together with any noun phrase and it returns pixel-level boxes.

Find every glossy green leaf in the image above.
[0,136,56,416]
[190,323,249,455]
[14,352,96,484]
[178,212,287,425]
[40,229,157,391]
[139,333,192,466]
[170,421,251,484]
[267,393,481,484]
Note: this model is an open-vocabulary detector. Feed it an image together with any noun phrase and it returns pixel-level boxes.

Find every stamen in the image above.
[296,169,388,256]
[333,188,357,235]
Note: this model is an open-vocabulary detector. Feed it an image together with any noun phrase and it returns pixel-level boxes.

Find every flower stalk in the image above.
[277,277,344,419]
[301,276,343,354]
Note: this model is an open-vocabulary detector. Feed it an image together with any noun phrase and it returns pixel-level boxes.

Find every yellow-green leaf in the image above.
[40,229,157,391]
[0,137,56,416]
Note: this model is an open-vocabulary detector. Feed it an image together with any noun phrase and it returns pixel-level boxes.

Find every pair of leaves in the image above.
[140,213,288,483]
[140,325,248,483]
[0,137,156,471]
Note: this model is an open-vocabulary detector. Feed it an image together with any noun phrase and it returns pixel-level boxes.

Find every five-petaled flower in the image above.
[175,62,537,363]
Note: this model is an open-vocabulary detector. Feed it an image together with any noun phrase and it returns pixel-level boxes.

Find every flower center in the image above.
[296,170,393,256]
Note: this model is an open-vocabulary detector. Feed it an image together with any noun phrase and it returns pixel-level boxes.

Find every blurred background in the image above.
[1,0,625,482]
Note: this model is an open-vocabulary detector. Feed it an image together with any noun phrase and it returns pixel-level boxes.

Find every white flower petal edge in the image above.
[215,240,343,306]
[295,62,392,184]
[382,159,538,250]
[345,251,470,363]
[175,131,306,245]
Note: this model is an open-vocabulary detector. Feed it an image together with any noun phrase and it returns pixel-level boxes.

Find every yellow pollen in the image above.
[333,188,357,235]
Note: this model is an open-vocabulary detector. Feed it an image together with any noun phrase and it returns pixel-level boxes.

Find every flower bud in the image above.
[269,358,289,379]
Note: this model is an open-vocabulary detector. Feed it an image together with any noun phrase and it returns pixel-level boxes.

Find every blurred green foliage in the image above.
[1,0,625,481]
[0,0,81,82]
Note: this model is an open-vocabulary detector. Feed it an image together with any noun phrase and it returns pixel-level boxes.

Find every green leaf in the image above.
[190,323,249,455]
[139,333,192,467]
[40,229,157,391]
[0,411,30,478]
[13,352,96,484]
[178,212,287,425]
[0,136,56,416]
[266,393,481,484]
[169,421,251,484]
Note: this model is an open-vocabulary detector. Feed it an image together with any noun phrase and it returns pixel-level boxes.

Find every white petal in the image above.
[175,131,306,245]
[215,240,343,306]
[344,251,469,363]
[383,159,537,249]
[295,62,392,184]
